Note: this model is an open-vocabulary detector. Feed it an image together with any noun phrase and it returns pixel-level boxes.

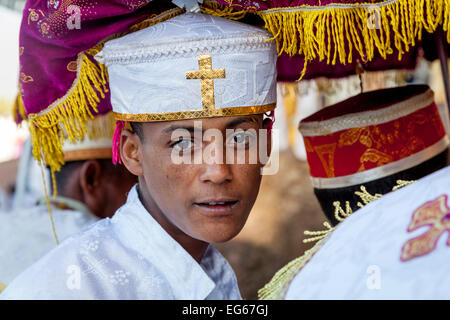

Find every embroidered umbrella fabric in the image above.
[216,0,449,79]
[18,0,180,171]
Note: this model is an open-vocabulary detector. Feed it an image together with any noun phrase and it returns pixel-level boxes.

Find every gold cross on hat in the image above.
[186,55,226,112]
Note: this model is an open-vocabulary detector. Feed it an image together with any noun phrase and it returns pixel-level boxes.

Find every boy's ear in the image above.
[120,130,143,176]
[79,159,104,217]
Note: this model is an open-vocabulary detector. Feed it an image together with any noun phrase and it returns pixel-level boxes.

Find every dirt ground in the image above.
[216,150,326,300]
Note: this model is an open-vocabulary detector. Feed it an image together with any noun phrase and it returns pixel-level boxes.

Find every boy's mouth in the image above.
[193,199,239,215]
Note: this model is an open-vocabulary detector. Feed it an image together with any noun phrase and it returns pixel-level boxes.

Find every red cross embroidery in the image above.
[400,194,450,262]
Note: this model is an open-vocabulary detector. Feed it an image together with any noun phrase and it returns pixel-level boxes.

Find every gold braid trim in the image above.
[257,0,450,80]
[64,148,113,162]
[114,104,276,122]
[26,8,184,173]
[303,221,334,243]
[0,282,5,293]
[392,179,416,190]
[258,179,416,300]
[258,236,329,300]
[333,180,415,220]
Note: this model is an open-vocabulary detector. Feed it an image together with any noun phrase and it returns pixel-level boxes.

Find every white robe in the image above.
[285,166,450,299]
[0,186,242,300]
[0,198,98,286]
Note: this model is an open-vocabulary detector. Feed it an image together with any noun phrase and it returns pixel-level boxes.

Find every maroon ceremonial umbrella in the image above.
[216,0,449,103]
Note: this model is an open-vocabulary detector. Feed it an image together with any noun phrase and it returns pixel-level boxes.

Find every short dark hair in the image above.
[130,122,145,141]
[53,160,84,195]
[53,159,117,195]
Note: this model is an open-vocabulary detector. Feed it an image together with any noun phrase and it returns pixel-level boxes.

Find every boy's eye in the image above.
[172,139,193,151]
[233,132,248,144]
[228,131,256,146]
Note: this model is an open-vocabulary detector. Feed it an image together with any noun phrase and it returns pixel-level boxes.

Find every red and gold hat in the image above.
[299,85,449,225]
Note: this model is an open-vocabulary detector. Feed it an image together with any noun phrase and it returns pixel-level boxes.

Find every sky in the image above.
[0,6,21,104]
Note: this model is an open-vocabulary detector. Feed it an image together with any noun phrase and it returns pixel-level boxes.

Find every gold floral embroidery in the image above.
[338,128,366,147]
[40,21,50,35]
[48,0,60,8]
[28,9,41,24]
[360,148,393,167]
[67,61,78,72]
[401,195,450,262]
[313,143,336,178]
[335,115,434,170]
[304,137,314,153]
[20,72,34,83]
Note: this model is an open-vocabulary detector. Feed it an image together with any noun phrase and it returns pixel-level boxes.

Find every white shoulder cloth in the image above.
[0,202,98,286]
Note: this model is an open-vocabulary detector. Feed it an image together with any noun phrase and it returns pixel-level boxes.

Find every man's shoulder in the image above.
[1,217,172,299]
[0,219,114,299]
[0,205,100,285]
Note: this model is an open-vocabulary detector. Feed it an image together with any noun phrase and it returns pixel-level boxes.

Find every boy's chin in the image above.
[195,228,243,244]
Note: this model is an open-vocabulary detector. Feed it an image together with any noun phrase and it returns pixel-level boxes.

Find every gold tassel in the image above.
[201,1,247,20]
[257,0,449,80]
[12,93,27,123]
[39,160,59,245]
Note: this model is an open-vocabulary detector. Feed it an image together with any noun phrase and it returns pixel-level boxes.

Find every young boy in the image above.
[1,7,277,299]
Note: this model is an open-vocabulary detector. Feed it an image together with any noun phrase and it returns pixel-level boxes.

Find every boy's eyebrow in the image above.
[226,116,260,128]
[162,116,260,134]
[162,125,196,134]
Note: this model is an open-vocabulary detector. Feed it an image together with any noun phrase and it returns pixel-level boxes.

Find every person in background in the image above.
[259,84,450,299]
[0,111,137,290]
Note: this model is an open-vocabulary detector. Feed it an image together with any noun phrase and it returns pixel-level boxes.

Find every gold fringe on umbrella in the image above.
[258,0,450,79]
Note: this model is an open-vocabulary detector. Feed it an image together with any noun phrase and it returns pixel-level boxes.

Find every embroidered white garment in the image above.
[285,166,450,299]
[0,199,98,285]
[0,186,242,300]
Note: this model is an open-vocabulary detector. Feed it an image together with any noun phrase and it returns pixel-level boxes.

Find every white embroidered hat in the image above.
[96,12,277,122]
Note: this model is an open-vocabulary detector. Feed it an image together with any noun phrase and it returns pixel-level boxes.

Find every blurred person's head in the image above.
[53,112,137,218]
[53,159,136,219]
[299,85,449,225]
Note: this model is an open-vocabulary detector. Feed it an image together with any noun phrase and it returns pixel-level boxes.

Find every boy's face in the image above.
[120,114,271,244]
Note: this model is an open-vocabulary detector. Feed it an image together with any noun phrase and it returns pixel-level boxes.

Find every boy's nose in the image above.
[199,163,233,184]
